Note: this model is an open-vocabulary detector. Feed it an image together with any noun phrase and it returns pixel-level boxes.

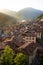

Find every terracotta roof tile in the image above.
[18,43,38,55]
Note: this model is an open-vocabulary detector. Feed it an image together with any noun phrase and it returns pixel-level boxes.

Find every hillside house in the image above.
[18,42,38,65]
[4,28,10,34]
[35,32,41,39]
[34,27,42,39]
[22,31,36,43]
[32,25,42,39]
[40,18,43,21]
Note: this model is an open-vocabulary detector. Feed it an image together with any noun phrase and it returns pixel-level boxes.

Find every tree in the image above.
[14,53,27,65]
[0,45,14,65]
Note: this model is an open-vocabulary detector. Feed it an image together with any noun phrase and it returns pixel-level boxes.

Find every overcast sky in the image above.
[0,0,43,11]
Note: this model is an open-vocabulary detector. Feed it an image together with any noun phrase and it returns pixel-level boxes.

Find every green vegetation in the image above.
[36,13,43,21]
[0,45,27,65]
[0,45,14,65]
[39,38,43,43]
[37,13,43,19]
[38,35,43,43]
[14,53,27,65]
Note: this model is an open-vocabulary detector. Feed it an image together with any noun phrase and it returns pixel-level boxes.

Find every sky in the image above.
[0,0,43,11]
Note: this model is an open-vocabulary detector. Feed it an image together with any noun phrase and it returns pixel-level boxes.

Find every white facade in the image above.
[23,36,36,43]
[35,32,41,39]
[40,18,43,21]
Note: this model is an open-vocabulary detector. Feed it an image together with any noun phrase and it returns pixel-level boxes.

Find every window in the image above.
[26,37,28,39]
[32,37,34,40]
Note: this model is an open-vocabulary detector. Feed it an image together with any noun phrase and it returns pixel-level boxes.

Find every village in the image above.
[0,18,43,65]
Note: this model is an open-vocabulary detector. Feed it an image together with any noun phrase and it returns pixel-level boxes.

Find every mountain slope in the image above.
[35,13,43,21]
[0,8,43,21]
[0,13,17,26]
[17,8,43,20]
[37,13,43,19]
[0,9,17,17]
